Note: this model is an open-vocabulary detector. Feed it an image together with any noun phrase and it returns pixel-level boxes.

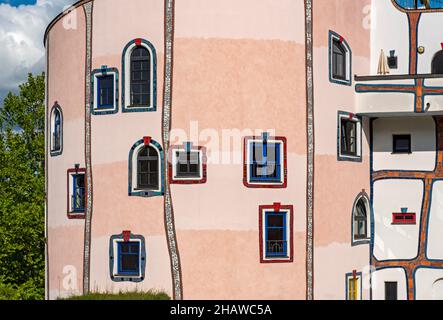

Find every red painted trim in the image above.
[66,167,86,219]
[169,145,207,184]
[123,230,131,242]
[135,38,142,46]
[143,136,151,146]
[243,136,288,189]
[259,204,294,264]
[392,212,416,225]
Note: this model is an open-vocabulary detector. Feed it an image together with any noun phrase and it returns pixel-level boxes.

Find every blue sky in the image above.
[0,0,75,103]
[0,0,37,6]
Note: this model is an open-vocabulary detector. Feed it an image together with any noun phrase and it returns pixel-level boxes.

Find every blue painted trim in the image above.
[117,242,140,276]
[328,30,352,86]
[249,141,283,183]
[121,39,157,113]
[337,110,363,162]
[264,211,288,258]
[50,103,63,157]
[71,173,85,213]
[109,233,146,282]
[128,138,165,198]
[91,67,119,116]
[345,271,363,300]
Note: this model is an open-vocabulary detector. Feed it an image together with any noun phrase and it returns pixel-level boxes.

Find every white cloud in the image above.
[0,0,75,102]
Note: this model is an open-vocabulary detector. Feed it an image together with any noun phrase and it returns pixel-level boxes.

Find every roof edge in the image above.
[43,0,92,46]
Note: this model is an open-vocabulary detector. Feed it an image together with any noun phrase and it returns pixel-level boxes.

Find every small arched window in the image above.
[352,194,370,245]
[137,145,159,190]
[431,50,443,74]
[332,39,346,80]
[50,104,63,156]
[130,47,150,107]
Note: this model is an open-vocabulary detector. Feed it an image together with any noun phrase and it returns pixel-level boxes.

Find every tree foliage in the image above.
[0,73,45,300]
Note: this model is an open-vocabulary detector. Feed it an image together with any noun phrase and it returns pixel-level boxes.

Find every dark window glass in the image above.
[332,39,347,80]
[265,212,287,258]
[432,50,443,74]
[98,75,114,108]
[385,282,398,300]
[250,142,281,183]
[130,47,150,106]
[52,109,61,151]
[175,151,200,178]
[118,242,140,275]
[137,146,159,190]
[72,174,85,212]
[393,135,411,154]
[354,199,367,240]
[341,119,357,156]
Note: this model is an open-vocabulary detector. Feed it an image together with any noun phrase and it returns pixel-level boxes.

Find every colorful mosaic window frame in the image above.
[128,137,165,197]
[91,66,119,115]
[259,203,294,264]
[67,167,86,219]
[329,30,352,86]
[243,134,287,188]
[121,39,157,113]
[109,231,146,282]
[50,103,63,157]
[169,142,207,184]
[337,111,362,162]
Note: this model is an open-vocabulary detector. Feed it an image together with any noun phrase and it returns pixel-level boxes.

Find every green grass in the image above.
[61,290,170,300]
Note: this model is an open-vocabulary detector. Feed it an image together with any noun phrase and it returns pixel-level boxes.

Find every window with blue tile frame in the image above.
[117,242,140,276]
[265,211,288,258]
[97,75,114,109]
[250,141,281,183]
[109,232,146,282]
[72,174,85,212]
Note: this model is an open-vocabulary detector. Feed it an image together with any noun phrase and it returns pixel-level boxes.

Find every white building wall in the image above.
[415,268,443,300]
[417,13,443,75]
[426,181,443,260]
[373,117,436,171]
[372,267,408,300]
[373,179,423,261]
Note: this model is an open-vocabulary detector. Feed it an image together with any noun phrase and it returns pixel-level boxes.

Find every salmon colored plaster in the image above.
[171,38,306,155]
[48,226,84,298]
[313,0,371,57]
[47,7,86,121]
[89,162,166,238]
[177,230,306,300]
[174,0,305,43]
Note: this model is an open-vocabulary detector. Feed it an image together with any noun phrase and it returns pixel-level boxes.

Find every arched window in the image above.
[431,50,443,74]
[129,138,164,197]
[50,104,63,156]
[352,193,371,245]
[137,145,159,190]
[122,39,157,112]
[332,39,346,80]
[130,47,150,106]
[329,31,351,85]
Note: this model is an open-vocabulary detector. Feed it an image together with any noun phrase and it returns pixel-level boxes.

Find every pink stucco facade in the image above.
[45,0,443,300]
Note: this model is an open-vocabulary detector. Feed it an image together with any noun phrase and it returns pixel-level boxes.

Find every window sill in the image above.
[244,179,286,189]
[122,105,156,113]
[67,212,85,219]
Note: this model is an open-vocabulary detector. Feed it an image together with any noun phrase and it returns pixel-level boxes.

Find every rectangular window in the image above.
[72,174,85,212]
[117,242,140,276]
[338,112,362,162]
[265,211,287,258]
[250,142,281,182]
[259,204,293,263]
[348,278,358,300]
[346,272,362,300]
[393,134,411,154]
[97,75,114,109]
[341,119,357,156]
[176,151,200,178]
[392,212,416,225]
[385,282,398,300]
